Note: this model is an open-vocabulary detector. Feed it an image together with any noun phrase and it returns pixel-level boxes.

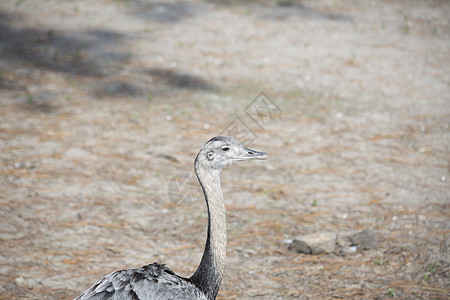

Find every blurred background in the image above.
[0,0,448,299]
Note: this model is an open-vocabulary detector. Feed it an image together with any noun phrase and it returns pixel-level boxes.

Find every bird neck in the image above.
[190,164,226,300]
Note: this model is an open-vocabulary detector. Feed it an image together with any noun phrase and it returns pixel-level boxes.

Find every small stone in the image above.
[15,277,25,285]
[289,232,336,254]
[349,246,358,252]
[351,229,377,250]
[335,229,378,253]
[336,231,358,254]
[336,231,356,248]
[289,239,310,254]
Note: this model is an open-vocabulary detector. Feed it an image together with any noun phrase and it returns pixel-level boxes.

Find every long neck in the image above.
[190,162,227,300]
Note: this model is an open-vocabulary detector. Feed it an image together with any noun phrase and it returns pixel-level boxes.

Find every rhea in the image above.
[75,136,268,300]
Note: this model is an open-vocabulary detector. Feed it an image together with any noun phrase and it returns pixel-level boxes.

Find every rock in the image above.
[336,231,356,248]
[289,232,336,254]
[289,229,378,255]
[336,230,358,254]
[351,229,377,250]
[336,229,378,254]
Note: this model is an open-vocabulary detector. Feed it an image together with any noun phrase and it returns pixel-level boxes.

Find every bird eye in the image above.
[222,147,230,152]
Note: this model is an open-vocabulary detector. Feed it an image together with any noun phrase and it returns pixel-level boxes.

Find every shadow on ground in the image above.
[0,11,129,77]
[0,8,218,105]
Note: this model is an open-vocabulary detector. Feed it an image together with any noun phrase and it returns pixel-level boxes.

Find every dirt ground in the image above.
[0,0,449,299]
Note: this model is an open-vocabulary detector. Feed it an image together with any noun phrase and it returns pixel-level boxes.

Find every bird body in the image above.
[76,263,207,300]
[75,136,268,300]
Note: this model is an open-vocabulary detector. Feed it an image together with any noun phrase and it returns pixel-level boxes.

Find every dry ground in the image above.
[0,0,449,299]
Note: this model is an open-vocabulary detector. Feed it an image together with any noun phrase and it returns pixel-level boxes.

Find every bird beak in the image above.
[233,147,269,161]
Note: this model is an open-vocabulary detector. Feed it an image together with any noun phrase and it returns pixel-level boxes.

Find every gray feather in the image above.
[75,263,207,300]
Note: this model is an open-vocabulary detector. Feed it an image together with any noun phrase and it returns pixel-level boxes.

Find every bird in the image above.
[75,136,268,300]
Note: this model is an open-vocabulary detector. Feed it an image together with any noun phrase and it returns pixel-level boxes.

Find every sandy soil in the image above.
[0,0,449,299]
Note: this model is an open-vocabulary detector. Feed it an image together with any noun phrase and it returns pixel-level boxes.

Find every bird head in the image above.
[196,136,268,170]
